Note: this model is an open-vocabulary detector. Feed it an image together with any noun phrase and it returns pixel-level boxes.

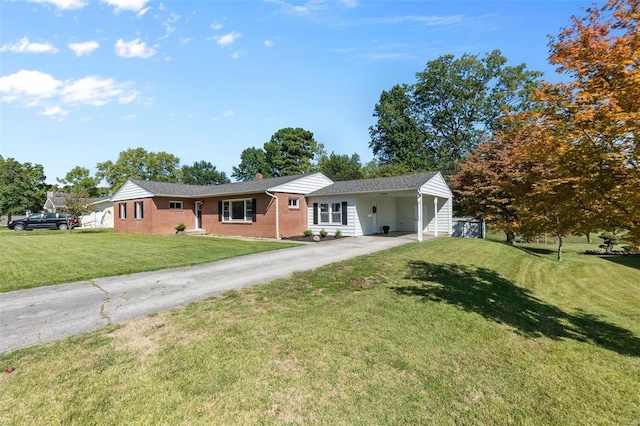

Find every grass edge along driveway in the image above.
[0,229,299,293]
[1,237,639,424]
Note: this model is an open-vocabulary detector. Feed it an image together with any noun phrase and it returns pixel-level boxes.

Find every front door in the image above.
[371,201,378,233]
[195,202,202,229]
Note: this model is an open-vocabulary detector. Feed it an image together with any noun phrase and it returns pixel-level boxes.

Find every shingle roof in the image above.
[130,174,314,197]
[308,171,439,196]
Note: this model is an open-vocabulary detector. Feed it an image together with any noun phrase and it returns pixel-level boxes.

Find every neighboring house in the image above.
[43,191,114,228]
[111,172,453,241]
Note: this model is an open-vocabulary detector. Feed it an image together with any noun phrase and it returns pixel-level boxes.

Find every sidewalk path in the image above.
[1,235,415,354]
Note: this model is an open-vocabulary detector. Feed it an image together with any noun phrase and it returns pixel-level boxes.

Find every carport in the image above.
[307,172,453,241]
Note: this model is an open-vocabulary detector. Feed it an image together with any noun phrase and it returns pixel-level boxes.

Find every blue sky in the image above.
[1,0,594,185]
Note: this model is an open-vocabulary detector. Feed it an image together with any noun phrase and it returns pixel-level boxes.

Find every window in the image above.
[331,202,341,223]
[219,198,256,223]
[169,201,183,210]
[313,201,348,226]
[288,197,299,209]
[134,201,144,219]
[119,203,127,219]
[319,203,330,223]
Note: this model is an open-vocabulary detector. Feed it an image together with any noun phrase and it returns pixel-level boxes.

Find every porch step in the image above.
[186,229,206,236]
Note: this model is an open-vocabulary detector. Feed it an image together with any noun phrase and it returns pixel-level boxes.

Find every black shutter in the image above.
[251,198,257,222]
[140,201,144,219]
[218,201,223,222]
[342,201,348,225]
[313,203,318,225]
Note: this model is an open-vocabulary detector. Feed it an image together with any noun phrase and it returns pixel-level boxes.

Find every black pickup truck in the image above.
[7,212,80,231]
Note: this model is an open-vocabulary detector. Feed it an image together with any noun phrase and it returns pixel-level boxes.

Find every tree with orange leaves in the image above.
[539,0,640,244]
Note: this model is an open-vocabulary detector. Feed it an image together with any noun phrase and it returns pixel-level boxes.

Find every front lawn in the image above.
[1,237,638,424]
[0,229,298,293]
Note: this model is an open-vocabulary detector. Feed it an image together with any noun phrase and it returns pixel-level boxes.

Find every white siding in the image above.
[420,172,453,198]
[354,196,397,235]
[437,197,452,235]
[111,181,154,201]
[397,198,416,232]
[307,196,357,237]
[270,173,333,194]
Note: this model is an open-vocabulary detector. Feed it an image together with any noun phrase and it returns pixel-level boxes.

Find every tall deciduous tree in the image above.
[232,147,270,182]
[96,147,181,192]
[369,84,435,173]
[57,166,102,197]
[537,0,640,245]
[181,161,230,185]
[370,50,541,176]
[0,156,48,222]
[318,152,363,181]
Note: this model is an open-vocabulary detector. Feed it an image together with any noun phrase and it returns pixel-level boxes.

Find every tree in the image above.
[59,187,92,233]
[538,0,640,245]
[264,127,320,177]
[370,51,542,176]
[361,159,415,179]
[450,138,521,244]
[57,166,102,197]
[181,161,230,185]
[318,152,363,181]
[369,84,436,173]
[96,147,182,193]
[232,147,270,182]
[232,127,321,181]
[0,156,48,222]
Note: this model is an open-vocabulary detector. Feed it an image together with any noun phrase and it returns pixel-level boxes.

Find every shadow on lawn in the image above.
[396,261,640,357]
[598,255,640,271]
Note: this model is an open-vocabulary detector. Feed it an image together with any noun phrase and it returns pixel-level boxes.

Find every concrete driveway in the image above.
[1,235,416,354]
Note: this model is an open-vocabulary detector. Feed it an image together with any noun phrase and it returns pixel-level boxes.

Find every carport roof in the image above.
[308,171,440,196]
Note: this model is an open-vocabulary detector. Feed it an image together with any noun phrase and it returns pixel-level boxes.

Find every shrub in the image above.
[319,229,328,238]
[303,229,313,237]
[335,229,342,239]
[175,223,186,232]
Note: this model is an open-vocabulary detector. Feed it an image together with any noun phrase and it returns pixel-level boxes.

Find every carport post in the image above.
[417,191,423,242]
[434,197,438,237]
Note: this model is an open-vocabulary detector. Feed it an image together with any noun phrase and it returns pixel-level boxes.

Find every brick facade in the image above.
[114,192,309,238]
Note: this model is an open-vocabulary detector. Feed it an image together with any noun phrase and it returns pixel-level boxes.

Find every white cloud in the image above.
[40,105,69,120]
[67,40,100,56]
[264,40,275,48]
[373,15,465,26]
[215,31,241,48]
[180,37,192,44]
[101,0,149,13]
[211,22,223,30]
[0,69,139,119]
[28,0,86,10]
[121,114,137,120]
[137,6,151,17]
[114,38,156,58]
[212,110,234,121]
[160,13,180,40]
[0,37,59,54]
[231,51,244,59]
[0,70,61,100]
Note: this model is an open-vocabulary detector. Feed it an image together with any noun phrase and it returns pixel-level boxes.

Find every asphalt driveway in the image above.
[1,235,415,354]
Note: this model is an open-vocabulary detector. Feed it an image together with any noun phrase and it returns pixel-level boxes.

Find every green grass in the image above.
[0,228,298,293]
[1,238,639,424]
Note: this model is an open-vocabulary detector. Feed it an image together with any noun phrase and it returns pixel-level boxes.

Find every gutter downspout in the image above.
[265,191,280,239]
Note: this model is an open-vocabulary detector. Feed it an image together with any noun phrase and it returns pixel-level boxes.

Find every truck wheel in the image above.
[14,223,24,231]
[58,223,68,230]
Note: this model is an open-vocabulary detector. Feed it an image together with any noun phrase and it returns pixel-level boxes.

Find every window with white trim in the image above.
[134,201,144,219]
[169,201,183,210]
[221,198,255,223]
[119,203,127,219]
[288,197,299,209]
[313,201,348,226]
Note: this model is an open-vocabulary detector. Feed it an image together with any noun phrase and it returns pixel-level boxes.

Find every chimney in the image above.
[255,173,263,180]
